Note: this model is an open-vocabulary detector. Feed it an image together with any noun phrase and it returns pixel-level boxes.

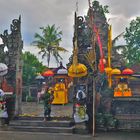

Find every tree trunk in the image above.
[47,51,51,67]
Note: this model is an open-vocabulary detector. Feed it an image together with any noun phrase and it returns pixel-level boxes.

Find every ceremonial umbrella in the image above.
[35,74,45,87]
[35,75,45,80]
[68,63,87,77]
[57,69,68,75]
[111,68,121,75]
[122,68,134,75]
[68,42,87,78]
[42,70,54,77]
[0,63,8,76]
[68,12,87,78]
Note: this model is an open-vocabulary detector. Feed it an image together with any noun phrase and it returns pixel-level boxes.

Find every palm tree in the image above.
[112,33,139,67]
[32,24,68,67]
[111,32,128,67]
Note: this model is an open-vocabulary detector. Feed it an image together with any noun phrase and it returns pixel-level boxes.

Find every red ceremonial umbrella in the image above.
[42,70,54,77]
[122,68,134,75]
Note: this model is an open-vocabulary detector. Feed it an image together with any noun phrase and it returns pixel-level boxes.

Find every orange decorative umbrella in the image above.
[42,70,54,77]
[122,68,134,75]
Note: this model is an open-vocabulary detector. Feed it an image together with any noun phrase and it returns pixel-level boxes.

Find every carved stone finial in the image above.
[0,30,8,45]
[10,16,21,33]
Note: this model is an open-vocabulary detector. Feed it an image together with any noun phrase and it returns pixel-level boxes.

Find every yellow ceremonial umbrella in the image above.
[68,12,87,78]
[111,68,121,75]
[68,40,87,77]
[68,62,87,77]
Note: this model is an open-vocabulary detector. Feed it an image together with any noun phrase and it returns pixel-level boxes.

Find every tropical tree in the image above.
[123,17,140,66]
[22,51,46,85]
[113,17,140,67]
[32,25,68,67]
[92,0,109,15]
[111,32,126,64]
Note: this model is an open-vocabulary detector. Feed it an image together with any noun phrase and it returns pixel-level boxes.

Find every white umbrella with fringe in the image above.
[0,63,8,76]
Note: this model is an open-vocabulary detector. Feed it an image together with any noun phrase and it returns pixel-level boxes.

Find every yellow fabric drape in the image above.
[108,25,112,68]
[72,39,78,71]
[107,25,112,88]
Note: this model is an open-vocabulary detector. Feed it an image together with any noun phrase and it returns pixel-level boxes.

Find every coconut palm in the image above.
[32,24,68,67]
[112,31,140,67]
[112,32,125,52]
[111,32,128,66]
[112,32,138,67]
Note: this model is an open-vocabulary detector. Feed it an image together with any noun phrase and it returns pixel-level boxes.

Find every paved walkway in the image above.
[0,131,92,140]
[0,131,140,140]
[21,102,73,117]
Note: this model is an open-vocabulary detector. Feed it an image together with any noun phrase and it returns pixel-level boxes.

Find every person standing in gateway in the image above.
[42,87,54,121]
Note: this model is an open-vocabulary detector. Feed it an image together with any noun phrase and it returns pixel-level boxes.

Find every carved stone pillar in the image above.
[0,16,23,115]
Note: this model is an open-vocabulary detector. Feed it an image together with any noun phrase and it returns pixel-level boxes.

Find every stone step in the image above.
[15,116,72,121]
[0,117,75,134]
[10,120,74,127]
[0,116,90,134]
[0,116,76,134]
[115,114,140,120]
[133,92,140,96]
[0,125,74,133]
[117,119,140,131]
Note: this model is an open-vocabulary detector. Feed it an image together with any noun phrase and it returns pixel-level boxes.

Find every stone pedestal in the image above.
[73,122,89,134]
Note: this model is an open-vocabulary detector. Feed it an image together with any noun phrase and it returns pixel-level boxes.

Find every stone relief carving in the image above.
[0,16,23,86]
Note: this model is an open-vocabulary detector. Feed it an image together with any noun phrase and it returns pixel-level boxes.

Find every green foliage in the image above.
[92,0,109,15]
[124,17,140,46]
[96,113,118,129]
[32,24,68,67]
[22,51,46,85]
[26,95,34,102]
[123,17,140,66]
[103,5,109,14]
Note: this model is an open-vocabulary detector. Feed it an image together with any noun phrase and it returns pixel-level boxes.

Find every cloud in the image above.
[100,0,140,42]
[105,0,140,18]
[0,0,139,67]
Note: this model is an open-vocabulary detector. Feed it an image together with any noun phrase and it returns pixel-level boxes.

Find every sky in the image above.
[0,0,140,67]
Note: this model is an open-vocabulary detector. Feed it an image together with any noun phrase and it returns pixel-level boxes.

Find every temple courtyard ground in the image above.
[1,102,140,139]
[0,131,140,140]
[21,102,73,117]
